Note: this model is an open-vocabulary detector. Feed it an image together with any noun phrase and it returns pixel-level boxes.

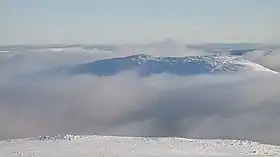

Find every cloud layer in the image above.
[0,44,280,145]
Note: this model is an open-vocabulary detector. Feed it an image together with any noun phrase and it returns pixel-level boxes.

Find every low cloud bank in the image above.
[0,43,280,145]
[0,71,280,145]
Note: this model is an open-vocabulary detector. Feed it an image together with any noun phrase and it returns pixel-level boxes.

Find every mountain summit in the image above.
[67,54,277,76]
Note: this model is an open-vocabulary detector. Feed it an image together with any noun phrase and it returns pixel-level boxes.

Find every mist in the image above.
[0,43,280,145]
[243,48,280,72]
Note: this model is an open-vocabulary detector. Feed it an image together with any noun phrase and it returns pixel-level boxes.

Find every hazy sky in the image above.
[1,0,280,45]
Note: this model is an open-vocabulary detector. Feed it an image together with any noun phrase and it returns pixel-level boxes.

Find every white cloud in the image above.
[0,44,280,146]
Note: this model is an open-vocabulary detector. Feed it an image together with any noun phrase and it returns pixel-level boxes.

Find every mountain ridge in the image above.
[67,54,277,76]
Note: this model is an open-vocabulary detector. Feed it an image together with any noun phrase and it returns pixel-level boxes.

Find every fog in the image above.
[243,48,280,72]
[0,43,280,145]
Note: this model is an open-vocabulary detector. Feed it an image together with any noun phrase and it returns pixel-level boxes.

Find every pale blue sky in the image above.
[1,0,280,45]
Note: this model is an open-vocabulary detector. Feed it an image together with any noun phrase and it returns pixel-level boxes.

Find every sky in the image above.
[1,0,280,45]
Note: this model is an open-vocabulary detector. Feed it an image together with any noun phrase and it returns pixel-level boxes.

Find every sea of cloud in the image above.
[0,42,280,145]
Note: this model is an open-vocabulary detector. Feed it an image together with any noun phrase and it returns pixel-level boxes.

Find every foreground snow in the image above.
[0,135,280,157]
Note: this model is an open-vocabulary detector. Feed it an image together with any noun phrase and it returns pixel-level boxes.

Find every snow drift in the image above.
[1,135,280,157]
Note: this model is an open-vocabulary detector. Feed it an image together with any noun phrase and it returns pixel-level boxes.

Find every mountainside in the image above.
[1,135,280,157]
[68,54,277,76]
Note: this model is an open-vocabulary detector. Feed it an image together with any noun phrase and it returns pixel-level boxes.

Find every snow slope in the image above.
[1,135,280,157]
[68,54,277,76]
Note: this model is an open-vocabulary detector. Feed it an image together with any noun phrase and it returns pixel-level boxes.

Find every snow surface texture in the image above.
[1,135,280,157]
[69,54,277,76]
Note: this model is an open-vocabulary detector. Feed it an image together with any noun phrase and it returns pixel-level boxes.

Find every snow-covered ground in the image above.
[0,135,280,157]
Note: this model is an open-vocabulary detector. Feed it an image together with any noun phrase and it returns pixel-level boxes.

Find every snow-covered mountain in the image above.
[67,54,277,76]
[1,134,280,157]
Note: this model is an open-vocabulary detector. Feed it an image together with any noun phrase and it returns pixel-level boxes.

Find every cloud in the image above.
[1,70,280,145]
[101,73,280,144]
[244,48,280,72]
[0,44,280,146]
